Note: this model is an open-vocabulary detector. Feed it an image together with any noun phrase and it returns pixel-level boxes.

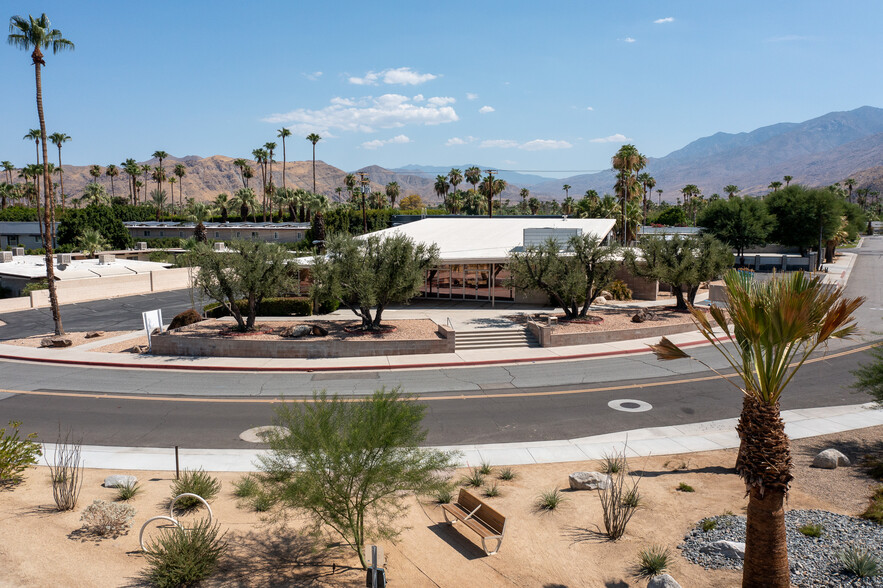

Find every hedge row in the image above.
[203,296,339,318]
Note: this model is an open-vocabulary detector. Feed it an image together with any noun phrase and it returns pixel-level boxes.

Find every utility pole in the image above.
[359,172,369,233]
[484,169,496,218]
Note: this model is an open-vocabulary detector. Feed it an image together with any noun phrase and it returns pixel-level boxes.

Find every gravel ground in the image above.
[168,318,441,341]
[2,330,129,348]
[681,510,883,586]
[506,306,708,333]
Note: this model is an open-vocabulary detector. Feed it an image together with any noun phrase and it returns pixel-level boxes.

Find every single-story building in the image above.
[124,221,312,244]
[0,222,59,249]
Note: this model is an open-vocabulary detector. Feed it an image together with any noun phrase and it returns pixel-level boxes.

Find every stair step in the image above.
[454,328,538,351]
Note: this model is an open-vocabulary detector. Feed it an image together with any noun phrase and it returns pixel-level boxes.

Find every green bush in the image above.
[677,482,695,493]
[435,488,453,504]
[20,280,48,297]
[232,474,259,498]
[798,522,823,537]
[170,469,221,511]
[483,484,500,498]
[204,296,313,319]
[608,279,633,301]
[635,545,671,578]
[839,546,880,578]
[251,491,275,512]
[536,488,566,511]
[862,486,883,523]
[478,461,493,476]
[701,518,717,532]
[498,467,516,481]
[462,468,484,488]
[116,481,140,501]
[0,421,41,487]
[143,517,227,588]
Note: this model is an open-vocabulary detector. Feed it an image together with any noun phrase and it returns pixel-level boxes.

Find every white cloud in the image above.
[586,106,594,111]
[412,94,424,102]
[653,17,674,24]
[304,71,323,81]
[361,134,412,150]
[623,37,636,43]
[520,139,573,151]
[481,139,519,149]
[590,133,631,143]
[427,96,456,106]
[466,92,478,100]
[263,94,459,134]
[445,136,477,146]
[349,67,438,86]
[479,105,495,114]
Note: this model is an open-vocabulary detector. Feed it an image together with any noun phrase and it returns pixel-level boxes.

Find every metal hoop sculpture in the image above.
[169,493,214,523]
[139,516,182,551]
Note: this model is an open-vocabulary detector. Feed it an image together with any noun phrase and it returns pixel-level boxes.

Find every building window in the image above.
[159,231,164,237]
[215,232,220,238]
[296,232,302,240]
[274,232,278,239]
[236,231,241,238]
[144,230,150,237]
[179,231,183,237]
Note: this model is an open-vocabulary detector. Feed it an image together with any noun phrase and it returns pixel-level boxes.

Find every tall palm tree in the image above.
[105,164,119,199]
[231,187,258,222]
[88,164,101,184]
[122,158,139,204]
[306,133,321,194]
[611,144,647,245]
[465,166,482,194]
[48,132,70,209]
[2,161,15,186]
[334,186,343,203]
[385,181,400,209]
[167,177,177,211]
[448,168,463,195]
[173,163,186,206]
[768,181,782,192]
[844,178,856,203]
[561,196,575,215]
[233,157,248,188]
[152,150,168,193]
[9,13,74,335]
[82,182,109,206]
[519,188,530,214]
[783,175,793,187]
[149,189,168,220]
[657,188,663,205]
[651,271,863,588]
[252,148,268,220]
[434,174,450,208]
[23,129,43,212]
[344,173,356,201]
[141,164,152,201]
[213,192,230,223]
[277,128,292,190]
[724,184,740,199]
[562,184,571,199]
[242,165,254,189]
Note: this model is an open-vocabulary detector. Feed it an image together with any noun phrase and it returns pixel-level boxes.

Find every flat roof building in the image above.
[124,221,311,244]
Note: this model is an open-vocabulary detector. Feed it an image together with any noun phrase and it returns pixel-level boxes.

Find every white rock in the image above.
[648,574,682,588]
[812,448,850,469]
[568,471,611,490]
[104,474,137,488]
[700,540,745,560]
[594,296,607,304]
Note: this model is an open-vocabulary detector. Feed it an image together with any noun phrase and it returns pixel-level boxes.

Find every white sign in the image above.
[142,309,163,349]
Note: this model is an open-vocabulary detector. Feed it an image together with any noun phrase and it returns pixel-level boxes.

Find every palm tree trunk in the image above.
[736,396,792,588]
[34,54,64,335]
[57,147,65,211]
[312,145,317,194]
[281,138,287,190]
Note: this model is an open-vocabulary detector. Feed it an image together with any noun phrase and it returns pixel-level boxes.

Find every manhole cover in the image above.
[239,426,287,443]
[608,399,652,413]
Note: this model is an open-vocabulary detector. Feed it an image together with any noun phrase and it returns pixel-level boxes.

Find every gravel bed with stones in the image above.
[681,510,883,586]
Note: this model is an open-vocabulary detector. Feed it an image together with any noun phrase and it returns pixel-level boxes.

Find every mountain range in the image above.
[30,106,883,206]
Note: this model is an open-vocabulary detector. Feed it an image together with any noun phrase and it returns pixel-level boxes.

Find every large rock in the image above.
[647,574,682,588]
[632,309,658,323]
[281,325,312,338]
[568,471,611,491]
[311,325,329,337]
[104,474,137,488]
[84,331,104,339]
[812,448,851,469]
[700,540,745,560]
[40,336,72,348]
[594,296,607,305]
[168,309,203,331]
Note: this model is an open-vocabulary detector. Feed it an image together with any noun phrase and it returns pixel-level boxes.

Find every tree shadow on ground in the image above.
[562,524,610,544]
[427,523,488,560]
[796,436,883,466]
[464,317,522,329]
[629,465,736,478]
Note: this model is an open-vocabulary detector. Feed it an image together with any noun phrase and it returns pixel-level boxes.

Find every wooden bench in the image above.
[441,488,507,555]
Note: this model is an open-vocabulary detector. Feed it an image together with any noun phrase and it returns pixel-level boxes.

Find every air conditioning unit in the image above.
[212,242,225,252]
[98,253,115,264]
[136,242,148,250]
[12,247,24,256]
[0,251,12,263]
[57,253,72,266]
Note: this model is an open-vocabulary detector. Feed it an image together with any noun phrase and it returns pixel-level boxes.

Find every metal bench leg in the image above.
[442,510,457,525]
[481,536,502,555]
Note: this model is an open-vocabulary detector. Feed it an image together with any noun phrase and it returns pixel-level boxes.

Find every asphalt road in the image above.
[0,237,880,448]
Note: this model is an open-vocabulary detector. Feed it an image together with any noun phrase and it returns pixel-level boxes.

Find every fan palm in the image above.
[122,158,140,204]
[344,174,356,201]
[562,184,571,199]
[519,188,530,214]
[82,182,109,206]
[434,175,449,207]
[2,161,14,185]
[612,144,647,245]
[448,168,463,195]
[105,164,119,199]
[141,164,152,200]
[214,192,230,223]
[174,163,186,206]
[152,150,168,192]
[9,13,74,335]
[650,271,863,587]
[277,128,292,190]
[783,175,793,187]
[843,178,856,203]
[306,133,321,194]
[48,132,70,208]
[76,228,109,257]
[385,181,400,209]
[231,187,258,222]
[233,158,248,188]
[768,181,782,192]
[149,189,167,220]
[465,166,481,194]
[724,184,740,199]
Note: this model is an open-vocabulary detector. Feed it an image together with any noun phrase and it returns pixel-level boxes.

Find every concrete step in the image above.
[455,328,538,350]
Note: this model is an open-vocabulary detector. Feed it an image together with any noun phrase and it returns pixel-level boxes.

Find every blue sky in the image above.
[3,1,882,178]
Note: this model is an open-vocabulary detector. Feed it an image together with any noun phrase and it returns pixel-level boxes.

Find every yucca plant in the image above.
[650,270,863,588]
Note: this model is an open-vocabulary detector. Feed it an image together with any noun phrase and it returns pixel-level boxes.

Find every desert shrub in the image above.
[677,482,695,493]
[635,545,671,578]
[498,467,516,481]
[203,296,313,319]
[48,428,84,511]
[798,523,823,538]
[863,486,883,523]
[116,481,141,501]
[839,546,880,578]
[143,518,227,588]
[863,456,883,481]
[483,484,500,498]
[600,452,627,474]
[251,492,275,512]
[701,518,718,532]
[80,499,135,537]
[171,468,221,511]
[435,488,453,504]
[0,421,41,487]
[20,280,48,297]
[462,468,484,488]
[599,445,641,540]
[608,279,633,301]
[478,461,493,476]
[536,488,566,510]
[233,474,259,498]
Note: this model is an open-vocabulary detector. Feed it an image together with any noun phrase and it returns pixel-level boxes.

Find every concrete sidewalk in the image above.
[42,402,883,472]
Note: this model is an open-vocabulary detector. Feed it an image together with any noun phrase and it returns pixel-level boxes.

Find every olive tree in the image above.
[508,235,620,319]
[310,232,439,331]
[188,240,296,331]
[259,387,456,569]
[625,234,733,311]
[697,197,775,256]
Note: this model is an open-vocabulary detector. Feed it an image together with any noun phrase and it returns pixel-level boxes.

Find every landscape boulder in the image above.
[647,574,682,588]
[632,309,658,323]
[594,296,607,305]
[812,448,851,469]
[568,471,611,491]
[40,336,72,348]
[599,290,612,299]
[168,309,203,331]
[311,325,329,337]
[700,540,745,561]
[281,325,312,338]
[85,331,104,339]
[103,474,137,488]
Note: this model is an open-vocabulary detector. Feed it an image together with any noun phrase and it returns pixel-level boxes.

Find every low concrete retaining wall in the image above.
[151,322,455,359]
[527,319,698,347]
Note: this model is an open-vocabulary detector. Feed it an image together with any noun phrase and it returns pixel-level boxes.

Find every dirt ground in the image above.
[1,426,880,587]
[2,330,130,348]
[168,318,441,342]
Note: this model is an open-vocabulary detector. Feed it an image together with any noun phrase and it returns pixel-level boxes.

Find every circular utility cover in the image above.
[607,399,653,413]
[239,425,287,443]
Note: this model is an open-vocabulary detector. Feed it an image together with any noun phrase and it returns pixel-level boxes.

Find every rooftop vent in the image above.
[98,253,115,264]
[0,251,12,263]
[12,247,24,256]
[136,242,148,250]
[212,242,225,252]
[522,227,582,248]
[57,253,72,266]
